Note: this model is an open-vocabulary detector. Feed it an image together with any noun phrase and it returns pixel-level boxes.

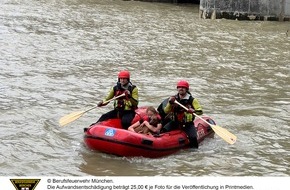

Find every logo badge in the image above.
[10,179,40,190]
[105,128,116,137]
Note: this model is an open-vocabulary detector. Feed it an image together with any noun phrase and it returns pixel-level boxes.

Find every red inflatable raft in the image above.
[84,107,215,158]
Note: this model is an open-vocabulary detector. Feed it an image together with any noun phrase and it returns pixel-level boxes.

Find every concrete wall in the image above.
[199,0,290,21]
[286,0,290,15]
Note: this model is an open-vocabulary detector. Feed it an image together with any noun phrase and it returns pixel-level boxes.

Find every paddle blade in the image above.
[211,125,237,145]
[59,111,85,127]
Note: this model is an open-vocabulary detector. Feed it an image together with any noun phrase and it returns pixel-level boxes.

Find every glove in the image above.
[124,90,131,98]
[97,101,103,107]
[168,96,175,104]
[187,108,195,114]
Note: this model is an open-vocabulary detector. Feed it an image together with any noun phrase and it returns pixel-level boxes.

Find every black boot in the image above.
[189,137,199,149]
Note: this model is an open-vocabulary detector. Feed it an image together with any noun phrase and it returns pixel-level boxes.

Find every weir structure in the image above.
[138,0,290,21]
[199,0,290,21]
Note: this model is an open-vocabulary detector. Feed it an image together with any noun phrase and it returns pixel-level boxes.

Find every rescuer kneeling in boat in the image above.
[96,70,139,129]
[161,80,203,148]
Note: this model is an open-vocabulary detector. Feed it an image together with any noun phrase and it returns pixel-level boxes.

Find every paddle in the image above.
[174,100,237,145]
[59,94,125,127]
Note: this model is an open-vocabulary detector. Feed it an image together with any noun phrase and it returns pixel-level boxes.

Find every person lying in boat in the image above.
[160,80,203,149]
[96,70,139,130]
[128,106,162,135]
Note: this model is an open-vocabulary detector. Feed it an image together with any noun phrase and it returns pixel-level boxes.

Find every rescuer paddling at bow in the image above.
[96,70,139,129]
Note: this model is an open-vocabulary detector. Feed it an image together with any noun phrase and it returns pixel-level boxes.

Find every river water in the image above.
[0,0,289,176]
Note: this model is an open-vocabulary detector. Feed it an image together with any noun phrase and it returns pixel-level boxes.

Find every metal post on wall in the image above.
[211,0,216,19]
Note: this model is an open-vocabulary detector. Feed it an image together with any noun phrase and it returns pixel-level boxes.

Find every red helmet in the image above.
[118,70,130,79]
[177,80,189,89]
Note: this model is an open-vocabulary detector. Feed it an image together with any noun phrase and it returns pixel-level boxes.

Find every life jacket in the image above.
[113,82,136,110]
[174,93,195,124]
[157,96,194,126]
